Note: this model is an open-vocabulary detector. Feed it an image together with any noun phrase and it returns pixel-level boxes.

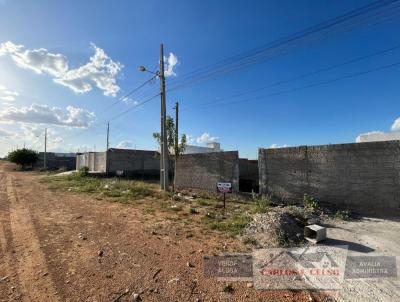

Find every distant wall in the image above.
[239,159,259,192]
[76,152,106,172]
[175,151,239,192]
[35,152,76,170]
[259,141,400,216]
[106,148,162,178]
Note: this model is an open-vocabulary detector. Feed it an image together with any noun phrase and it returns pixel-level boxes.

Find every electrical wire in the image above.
[165,0,400,92]
[180,43,400,110]
[186,59,400,110]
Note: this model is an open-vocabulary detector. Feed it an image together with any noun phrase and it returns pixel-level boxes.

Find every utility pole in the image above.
[174,102,179,158]
[106,121,110,150]
[173,101,179,191]
[44,128,47,170]
[159,43,169,191]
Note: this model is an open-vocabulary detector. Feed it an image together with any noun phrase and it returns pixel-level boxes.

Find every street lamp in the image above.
[139,44,169,191]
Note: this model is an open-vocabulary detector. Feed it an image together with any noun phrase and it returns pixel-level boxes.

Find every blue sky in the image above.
[1,0,400,158]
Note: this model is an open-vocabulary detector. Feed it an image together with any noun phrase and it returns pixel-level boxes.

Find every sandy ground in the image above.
[1,160,398,301]
[0,161,320,302]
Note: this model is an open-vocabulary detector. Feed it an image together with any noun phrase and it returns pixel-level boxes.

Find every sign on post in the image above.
[216,182,232,208]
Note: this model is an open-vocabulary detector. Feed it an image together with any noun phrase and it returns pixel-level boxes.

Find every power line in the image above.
[186,59,400,110]
[99,1,400,107]
[62,93,160,142]
[166,0,400,92]
[101,74,157,113]
[109,93,160,121]
[181,42,400,110]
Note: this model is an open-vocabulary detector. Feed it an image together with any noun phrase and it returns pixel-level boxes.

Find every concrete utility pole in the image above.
[159,43,169,191]
[174,102,179,159]
[44,128,47,170]
[173,101,179,191]
[106,121,110,150]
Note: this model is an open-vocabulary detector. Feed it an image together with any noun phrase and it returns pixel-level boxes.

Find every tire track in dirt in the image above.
[4,174,60,302]
[0,172,23,301]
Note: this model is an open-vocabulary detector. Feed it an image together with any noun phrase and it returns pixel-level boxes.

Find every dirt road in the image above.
[0,162,318,302]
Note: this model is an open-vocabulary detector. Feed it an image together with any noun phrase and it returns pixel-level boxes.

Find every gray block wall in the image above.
[75,149,174,178]
[106,148,161,177]
[175,151,239,192]
[259,141,400,216]
[76,152,106,172]
[35,152,76,170]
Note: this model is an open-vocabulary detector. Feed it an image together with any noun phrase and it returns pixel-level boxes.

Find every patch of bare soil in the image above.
[0,162,336,301]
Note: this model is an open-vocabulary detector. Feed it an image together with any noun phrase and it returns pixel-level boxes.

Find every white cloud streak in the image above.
[116,140,133,149]
[196,132,218,144]
[356,116,400,143]
[164,52,178,77]
[0,103,95,128]
[0,84,19,102]
[269,144,288,149]
[0,127,13,137]
[391,117,400,131]
[0,41,123,96]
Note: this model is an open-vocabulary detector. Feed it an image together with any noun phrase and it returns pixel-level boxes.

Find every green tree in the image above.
[7,148,39,169]
[152,116,187,157]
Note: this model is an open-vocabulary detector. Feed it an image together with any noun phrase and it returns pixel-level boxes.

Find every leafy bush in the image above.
[78,166,89,176]
[7,148,39,169]
[303,194,319,210]
[335,209,352,220]
[252,194,272,213]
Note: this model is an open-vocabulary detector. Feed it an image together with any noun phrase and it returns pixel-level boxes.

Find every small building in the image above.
[76,148,172,178]
[35,152,76,170]
[184,142,223,154]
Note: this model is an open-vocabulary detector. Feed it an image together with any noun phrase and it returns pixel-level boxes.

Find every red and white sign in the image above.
[217,182,232,193]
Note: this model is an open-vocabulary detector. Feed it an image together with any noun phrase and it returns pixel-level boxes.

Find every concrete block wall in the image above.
[259,141,400,216]
[106,148,161,177]
[175,151,239,192]
[35,152,76,170]
[76,152,106,172]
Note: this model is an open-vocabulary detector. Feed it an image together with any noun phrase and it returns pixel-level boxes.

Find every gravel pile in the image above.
[241,209,305,248]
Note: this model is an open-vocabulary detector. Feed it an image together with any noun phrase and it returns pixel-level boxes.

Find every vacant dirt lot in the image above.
[0,161,326,302]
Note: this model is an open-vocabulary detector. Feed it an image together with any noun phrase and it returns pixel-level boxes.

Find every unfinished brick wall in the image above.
[259,141,400,215]
[175,151,239,192]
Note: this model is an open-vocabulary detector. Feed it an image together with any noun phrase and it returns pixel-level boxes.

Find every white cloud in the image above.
[120,96,138,105]
[269,144,288,149]
[356,116,400,143]
[186,135,195,144]
[0,127,13,137]
[0,41,23,55]
[164,52,178,77]
[54,44,123,96]
[355,131,400,143]
[391,117,400,131]
[17,124,63,150]
[0,84,19,102]
[116,140,133,149]
[196,132,218,144]
[0,41,123,96]
[0,103,95,128]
